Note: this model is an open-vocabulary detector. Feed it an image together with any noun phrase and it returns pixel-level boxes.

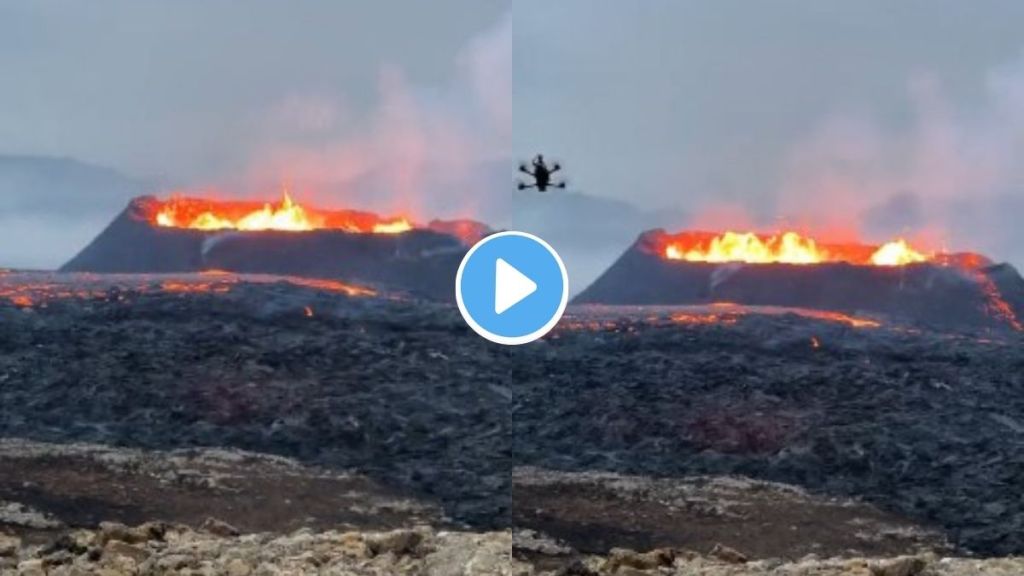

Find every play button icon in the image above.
[494,258,537,314]
[456,231,569,345]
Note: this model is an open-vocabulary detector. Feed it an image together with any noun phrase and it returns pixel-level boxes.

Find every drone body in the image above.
[518,154,566,192]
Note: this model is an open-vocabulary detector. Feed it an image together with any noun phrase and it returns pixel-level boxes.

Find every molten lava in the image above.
[1,271,376,309]
[869,239,927,266]
[669,304,881,329]
[152,191,413,234]
[660,231,928,266]
[973,271,1024,332]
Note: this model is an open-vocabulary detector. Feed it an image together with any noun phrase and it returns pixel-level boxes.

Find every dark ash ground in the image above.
[1,273,1023,558]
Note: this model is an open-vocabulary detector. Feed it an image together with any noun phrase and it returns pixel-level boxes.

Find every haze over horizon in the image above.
[3,1,1024,276]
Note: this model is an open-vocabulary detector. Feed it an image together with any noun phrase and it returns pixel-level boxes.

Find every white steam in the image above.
[231,18,512,223]
[776,53,1024,264]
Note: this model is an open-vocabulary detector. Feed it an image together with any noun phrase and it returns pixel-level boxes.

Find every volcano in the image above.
[575,229,1024,332]
[61,193,491,300]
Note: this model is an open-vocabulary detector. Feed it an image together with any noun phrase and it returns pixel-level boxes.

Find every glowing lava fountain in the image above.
[574,229,1024,332]
[62,193,491,301]
[153,191,413,234]
[660,230,928,266]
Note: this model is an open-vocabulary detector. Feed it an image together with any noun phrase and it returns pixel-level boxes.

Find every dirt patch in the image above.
[0,440,440,545]
[512,468,947,562]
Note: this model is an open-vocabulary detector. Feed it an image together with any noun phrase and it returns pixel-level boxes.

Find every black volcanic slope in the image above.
[61,196,485,301]
[575,229,1024,332]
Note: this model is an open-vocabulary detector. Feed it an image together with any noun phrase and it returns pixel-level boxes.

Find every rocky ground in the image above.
[0,441,1019,575]
[1,272,1024,570]
[1,519,1023,576]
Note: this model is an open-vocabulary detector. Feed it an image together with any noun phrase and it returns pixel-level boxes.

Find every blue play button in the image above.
[456,231,569,345]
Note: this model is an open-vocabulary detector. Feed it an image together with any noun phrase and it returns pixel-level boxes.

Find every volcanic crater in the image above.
[61,193,490,301]
[575,229,1024,333]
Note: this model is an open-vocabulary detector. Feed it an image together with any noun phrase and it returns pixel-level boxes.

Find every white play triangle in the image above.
[494,258,537,314]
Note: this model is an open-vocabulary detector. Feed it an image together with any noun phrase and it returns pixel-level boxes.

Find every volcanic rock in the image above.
[603,547,677,571]
[61,196,491,300]
[365,527,427,556]
[869,555,930,576]
[709,543,748,564]
[200,517,240,538]
[0,534,19,557]
[574,229,1024,332]
[15,558,44,575]
[103,539,151,564]
[3,522,1024,575]
[4,274,1024,556]
[0,502,62,530]
[96,521,166,546]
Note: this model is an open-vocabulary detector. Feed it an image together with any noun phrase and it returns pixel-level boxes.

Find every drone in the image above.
[517,154,566,192]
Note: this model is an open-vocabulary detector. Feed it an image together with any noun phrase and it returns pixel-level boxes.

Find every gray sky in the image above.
[512,0,1024,259]
[0,1,506,182]
[3,1,1024,274]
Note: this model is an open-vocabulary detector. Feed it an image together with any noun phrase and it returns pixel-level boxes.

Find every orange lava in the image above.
[160,280,233,294]
[198,269,234,276]
[974,272,1023,331]
[0,282,113,308]
[670,312,740,326]
[659,230,929,266]
[0,272,376,309]
[796,309,882,329]
[152,190,413,234]
[280,277,377,298]
[670,304,882,329]
[10,295,33,308]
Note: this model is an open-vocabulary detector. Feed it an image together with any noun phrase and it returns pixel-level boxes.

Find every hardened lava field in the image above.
[1,271,1024,558]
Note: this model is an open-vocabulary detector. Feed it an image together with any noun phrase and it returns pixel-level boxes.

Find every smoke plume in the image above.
[774,54,1024,264]
[227,19,512,224]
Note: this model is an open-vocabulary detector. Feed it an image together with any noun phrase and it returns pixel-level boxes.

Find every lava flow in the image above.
[670,304,882,329]
[660,231,928,266]
[152,191,413,234]
[0,271,376,309]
